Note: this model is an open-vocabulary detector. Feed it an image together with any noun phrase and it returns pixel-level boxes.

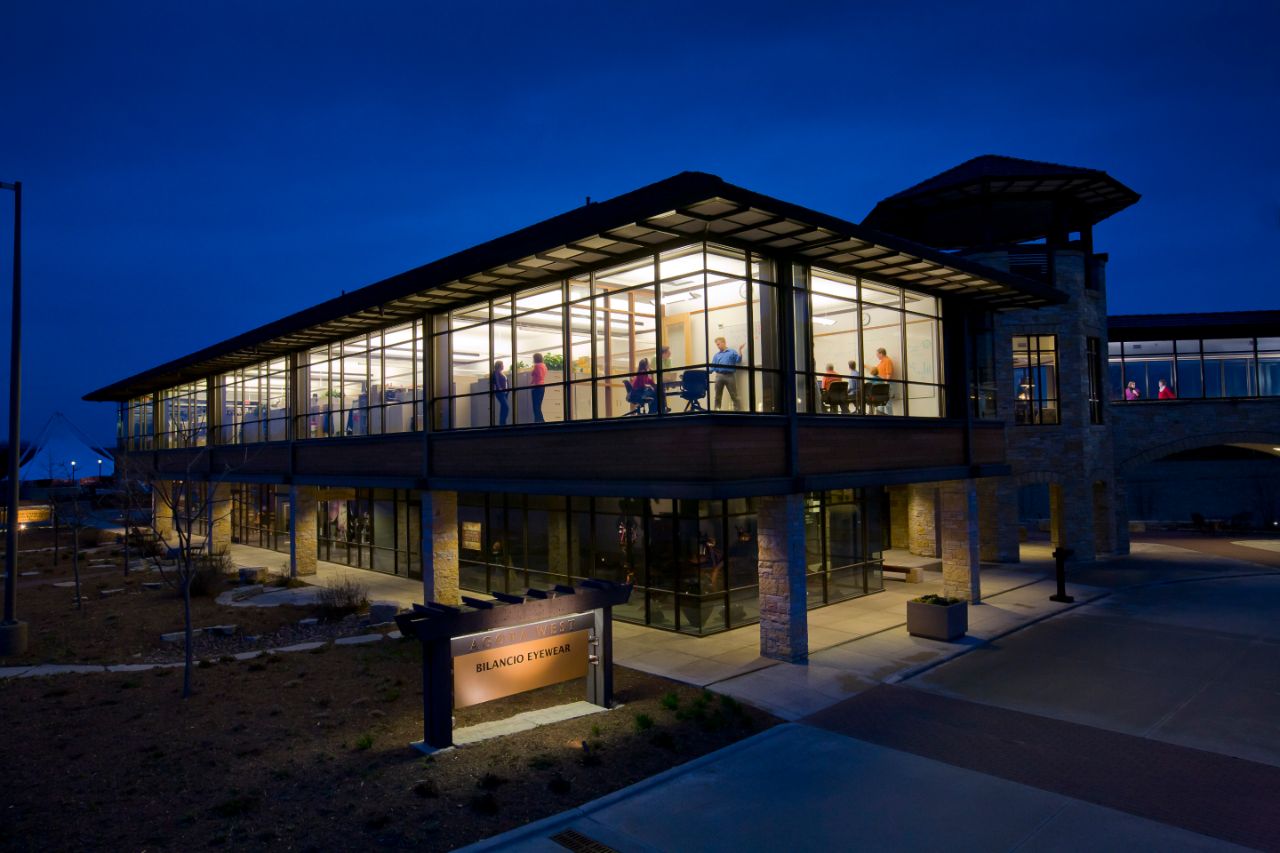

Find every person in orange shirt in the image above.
[874,348,895,414]
[821,363,840,391]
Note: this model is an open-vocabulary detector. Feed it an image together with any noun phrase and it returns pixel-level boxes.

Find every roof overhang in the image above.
[85,172,1063,402]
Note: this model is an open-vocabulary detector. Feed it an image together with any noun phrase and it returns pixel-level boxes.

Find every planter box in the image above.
[906,599,968,641]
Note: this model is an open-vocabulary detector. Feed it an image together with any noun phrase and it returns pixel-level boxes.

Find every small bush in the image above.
[470,792,499,815]
[477,772,508,791]
[354,733,374,751]
[527,755,555,771]
[633,713,654,732]
[651,731,677,750]
[590,723,601,738]
[412,779,439,799]
[913,594,963,606]
[660,692,680,711]
[317,577,369,621]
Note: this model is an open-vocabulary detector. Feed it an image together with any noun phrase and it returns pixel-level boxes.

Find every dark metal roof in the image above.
[85,171,1064,402]
[863,155,1140,249]
[1109,310,1280,341]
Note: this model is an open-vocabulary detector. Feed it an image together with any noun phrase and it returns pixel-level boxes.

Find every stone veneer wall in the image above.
[421,490,460,606]
[968,248,1124,561]
[939,479,981,601]
[208,482,232,553]
[290,485,317,576]
[757,494,808,663]
[907,483,939,557]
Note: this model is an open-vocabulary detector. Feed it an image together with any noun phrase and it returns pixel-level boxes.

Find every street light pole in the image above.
[1,179,26,656]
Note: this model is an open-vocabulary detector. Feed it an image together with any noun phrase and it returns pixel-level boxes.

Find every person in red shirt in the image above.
[529,352,548,422]
[821,364,840,391]
[632,357,658,413]
[1157,379,1176,400]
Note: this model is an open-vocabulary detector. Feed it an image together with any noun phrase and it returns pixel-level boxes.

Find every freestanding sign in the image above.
[395,580,633,751]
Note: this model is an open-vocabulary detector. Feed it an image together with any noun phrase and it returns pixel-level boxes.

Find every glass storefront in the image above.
[457,489,884,635]
[231,484,290,554]
[316,487,421,578]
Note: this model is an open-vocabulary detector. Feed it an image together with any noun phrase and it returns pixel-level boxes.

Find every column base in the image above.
[0,620,29,656]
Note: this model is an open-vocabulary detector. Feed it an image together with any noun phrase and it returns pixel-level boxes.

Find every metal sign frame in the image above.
[394,580,633,751]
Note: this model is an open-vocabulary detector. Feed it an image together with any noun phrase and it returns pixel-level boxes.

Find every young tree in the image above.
[60,489,92,613]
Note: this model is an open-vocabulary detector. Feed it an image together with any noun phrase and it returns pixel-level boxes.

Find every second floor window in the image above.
[1012,335,1059,425]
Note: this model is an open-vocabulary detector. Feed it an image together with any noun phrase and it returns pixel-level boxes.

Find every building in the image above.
[88,158,1153,662]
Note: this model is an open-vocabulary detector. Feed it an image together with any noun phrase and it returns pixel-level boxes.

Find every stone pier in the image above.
[421,490,460,606]
[940,478,981,602]
[757,493,808,663]
[289,485,317,576]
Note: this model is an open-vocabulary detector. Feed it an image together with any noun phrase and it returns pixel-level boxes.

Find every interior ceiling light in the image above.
[661,291,701,306]
[812,316,837,326]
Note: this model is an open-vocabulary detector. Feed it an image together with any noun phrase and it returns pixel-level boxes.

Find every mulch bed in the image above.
[0,642,777,851]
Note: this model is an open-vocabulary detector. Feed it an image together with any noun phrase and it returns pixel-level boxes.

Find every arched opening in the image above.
[1126,444,1280,530]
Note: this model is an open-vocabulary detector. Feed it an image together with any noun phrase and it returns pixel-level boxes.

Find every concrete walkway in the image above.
[225,542,424,607]
[466,541,1280,852]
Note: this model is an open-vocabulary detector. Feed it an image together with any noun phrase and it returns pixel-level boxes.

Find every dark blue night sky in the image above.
[1,0,1277,443]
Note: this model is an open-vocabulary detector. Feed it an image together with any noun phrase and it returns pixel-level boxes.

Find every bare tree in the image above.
[60,490,92,613]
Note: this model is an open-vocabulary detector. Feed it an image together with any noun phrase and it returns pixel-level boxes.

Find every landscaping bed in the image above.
[0,641,777,851]
[0,547,330,666]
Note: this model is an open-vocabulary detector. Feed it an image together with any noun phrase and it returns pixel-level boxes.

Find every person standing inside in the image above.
[873,347,895,414]
[1157,378,1176,400]
[1125,380,1141,401]
[709,337,745,410]
[530,353,547,423]
[492,361,509,425]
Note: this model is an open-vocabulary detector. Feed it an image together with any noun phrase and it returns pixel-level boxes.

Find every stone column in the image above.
[757,493,808,663]
[1112,479,1131,556]
[152,480,174,543]
[547,508,571,586]
[1049,483,1065,548]
[421,490,460,606]
[289,485,317,577]
[1059,478,1098,562]
[940,478,981,602]
[888,486,908,549]
[907,483,939,558]
[207,482,232,554]
[978,477,1021,563]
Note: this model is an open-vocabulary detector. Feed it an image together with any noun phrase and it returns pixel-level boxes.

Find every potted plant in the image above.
[906,594,968,641]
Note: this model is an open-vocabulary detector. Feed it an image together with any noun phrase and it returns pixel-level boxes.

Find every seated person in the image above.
[821,363,840,391]
[632,357,658,412]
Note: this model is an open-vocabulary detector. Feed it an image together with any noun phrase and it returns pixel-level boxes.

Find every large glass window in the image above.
[315,487,420,577]
[296,321,423,438]
[799,266,944,418]
[968,312,998,419]
[121,395,155,450]
[1012,335,1059,425]
[455,489,882,636]
[431,242,781,428]
[217,358,289,444]
[1109,336,1279,401]
[157,381,208,448]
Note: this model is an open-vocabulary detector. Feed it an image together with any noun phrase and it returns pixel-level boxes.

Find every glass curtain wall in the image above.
[297,321,424,438]
[457,490,882,636]
[217,357,289,444]
[315,487,421,578]
[121,396,155,450]
[1108,337,1280,400]
[231,484,290,553]
[157,382,208,448]
[431,242,781,429]
[798,265,944,417]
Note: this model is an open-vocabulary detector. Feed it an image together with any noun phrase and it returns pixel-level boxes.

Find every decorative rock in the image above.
[161,629,203,643]
[368,601,399,624]
[142,582,164,591]
[98,588,126,598]
[334,634,382,646]
[298,617,320,627]
[19,571,40,577]
[238,567,267,585]
[52,581,77,588]
[207,624,239,637]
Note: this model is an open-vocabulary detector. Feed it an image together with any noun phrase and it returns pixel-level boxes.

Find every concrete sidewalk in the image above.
[465,542,1280,852]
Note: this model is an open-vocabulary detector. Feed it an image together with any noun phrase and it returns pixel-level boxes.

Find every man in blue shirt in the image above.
[709,337,745,410]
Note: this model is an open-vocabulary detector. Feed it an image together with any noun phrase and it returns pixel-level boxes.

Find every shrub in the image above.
[634,713,654,732]
[660,692,680,711]
[913,594,963,606]
[317,577,369,621]
[354,733,374,751]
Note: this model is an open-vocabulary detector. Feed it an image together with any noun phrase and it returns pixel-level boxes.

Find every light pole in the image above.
[97,459,102,481]
[1,179,25,656]
[70,460,77,488]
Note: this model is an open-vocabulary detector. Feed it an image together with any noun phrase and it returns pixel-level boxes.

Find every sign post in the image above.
[395,580,632,752]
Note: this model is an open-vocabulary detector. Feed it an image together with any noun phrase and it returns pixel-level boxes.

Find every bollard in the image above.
[1050,547,1075,603]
